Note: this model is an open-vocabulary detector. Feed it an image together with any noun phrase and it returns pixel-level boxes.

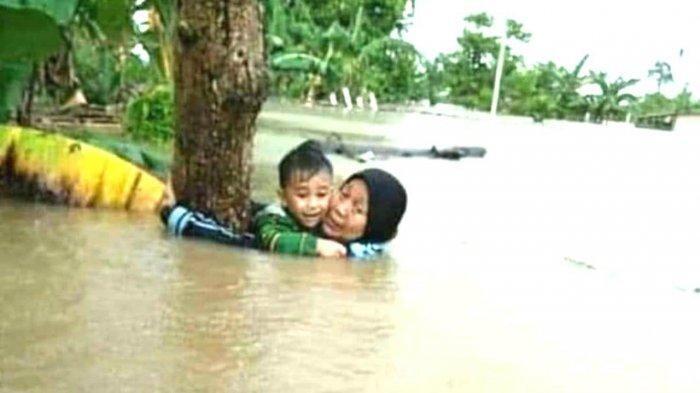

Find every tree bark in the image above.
[173,0,266,229]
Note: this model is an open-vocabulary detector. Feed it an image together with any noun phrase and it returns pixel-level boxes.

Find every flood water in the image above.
[3,104,700,392]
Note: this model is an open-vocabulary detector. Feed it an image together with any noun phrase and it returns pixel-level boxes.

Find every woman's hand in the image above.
[316,238,347,258]
[160,178,176,209]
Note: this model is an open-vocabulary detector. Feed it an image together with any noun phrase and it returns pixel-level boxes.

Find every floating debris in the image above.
[319,133,487,162]
[564,257,596,270]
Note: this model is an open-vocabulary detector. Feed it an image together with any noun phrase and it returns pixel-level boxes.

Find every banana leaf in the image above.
[0,125,165,211]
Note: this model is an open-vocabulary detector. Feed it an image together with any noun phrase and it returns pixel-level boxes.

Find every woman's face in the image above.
[321,179,369,242]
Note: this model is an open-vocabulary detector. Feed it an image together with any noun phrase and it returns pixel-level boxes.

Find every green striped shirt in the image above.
[253,205,318,256]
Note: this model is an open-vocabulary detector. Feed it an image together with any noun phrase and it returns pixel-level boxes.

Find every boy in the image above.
[161,140,346,257]
[253,140,347,257]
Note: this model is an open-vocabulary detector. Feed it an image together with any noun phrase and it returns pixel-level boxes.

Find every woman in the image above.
[319,168,407,258]
[162,168,407,259]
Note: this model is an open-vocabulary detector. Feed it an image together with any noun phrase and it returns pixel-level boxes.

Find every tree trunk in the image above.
[173,0,266,229]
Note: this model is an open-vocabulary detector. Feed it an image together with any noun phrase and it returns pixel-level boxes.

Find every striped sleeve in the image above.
[253,208,318,256]
[162,204,255,248]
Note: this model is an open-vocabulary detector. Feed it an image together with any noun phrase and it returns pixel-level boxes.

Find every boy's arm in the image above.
[161,204,255,247]
[254,212,318,256]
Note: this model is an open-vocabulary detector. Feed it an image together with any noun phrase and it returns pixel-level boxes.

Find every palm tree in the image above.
[648,61,673,93]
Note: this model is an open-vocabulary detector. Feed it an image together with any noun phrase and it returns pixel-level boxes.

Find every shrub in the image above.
[124,84,174,143]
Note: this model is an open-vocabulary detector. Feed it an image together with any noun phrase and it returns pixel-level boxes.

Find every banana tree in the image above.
[271,49,337,102]
[266,0,419,102]
[502,66,557,120]
[0,0,145,123]
[0,0,80,122]
[301,0,407,40]
[64,0,150,104]
[585,72,639,122]
[0,125,165,210]
[268,6,361,102]
[554,54,590,120]
[135,0,175,80]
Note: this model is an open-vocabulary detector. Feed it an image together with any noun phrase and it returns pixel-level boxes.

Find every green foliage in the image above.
[554,55,590,119]
[464,13,492,28]
[0,0,79,123]
[0,0,78,61]
[502,67,556,120]
[147,0,174,29]
[500,56,590,120]
[423,61,445,105]
[506,19,531,42]
[70,0,132,43]
[634,93,675,116]
[124,84,174,143]
[0,0,149,122]
[585,72,638,122]
[133,0,175,80]
[672,88,700,114]
[302,0,407,38]
[6,0,700,128]
[358,38,425,101]
[73,37,120,105]
[648,61,673,93]
[120,53,161,90]
[436,13,527,110]
[632,88,700,117]
[72,27,159,106]
[264,0,420,103]
[272,53,327,73]
[68,0,150,104]
[434,13,693,123]
[0,61,33,122]
[94,0,132,41]
[0,7,63,61]
[0,0,77,24]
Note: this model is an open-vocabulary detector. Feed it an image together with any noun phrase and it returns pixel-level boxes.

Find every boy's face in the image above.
[281,170,333,229]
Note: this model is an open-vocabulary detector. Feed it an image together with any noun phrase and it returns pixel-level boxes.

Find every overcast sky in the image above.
[401,0,700,96]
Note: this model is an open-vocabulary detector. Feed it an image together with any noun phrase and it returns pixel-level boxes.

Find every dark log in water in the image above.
[318,134,486,162]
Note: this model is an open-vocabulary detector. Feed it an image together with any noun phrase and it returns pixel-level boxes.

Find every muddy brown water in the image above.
[3,106,700,392]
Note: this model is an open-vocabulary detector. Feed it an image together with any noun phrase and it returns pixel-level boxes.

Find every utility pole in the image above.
[490,20,507,116]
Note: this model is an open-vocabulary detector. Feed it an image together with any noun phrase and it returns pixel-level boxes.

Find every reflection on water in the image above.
[0,199,397,392]
[4,106,700,391]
